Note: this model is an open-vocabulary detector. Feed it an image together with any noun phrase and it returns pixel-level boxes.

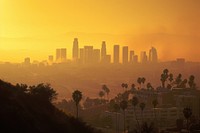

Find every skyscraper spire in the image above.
[73,38,79,61]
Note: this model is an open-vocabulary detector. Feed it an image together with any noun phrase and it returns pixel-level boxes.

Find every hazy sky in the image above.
[0,0,200,62]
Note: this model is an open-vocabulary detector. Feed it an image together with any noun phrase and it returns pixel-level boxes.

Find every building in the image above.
[104,55,111,64]
[129,50,134,63]
[56,48,67,63]
[122,46,128,64]
[48,55,53,62]
[72,38,79,61]
[113,45,120,64]
[133,55,138,63]
[24,57,31,65]
[60,48,67,62]
[93,49,100,63]
[101,41,106,62]
[84,46,93,64]
[149,47,158,63]
[79,48,85,64]
[140,51,148,63]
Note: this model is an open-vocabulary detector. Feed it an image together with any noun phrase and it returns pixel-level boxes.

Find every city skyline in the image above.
[1,0,200,62]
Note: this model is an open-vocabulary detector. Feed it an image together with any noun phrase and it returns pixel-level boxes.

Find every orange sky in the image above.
[0,0,200,62]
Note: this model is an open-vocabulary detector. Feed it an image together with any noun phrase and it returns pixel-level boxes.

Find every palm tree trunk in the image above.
[76,104,78,118]
[134,107,140,128]
[124,110,126,133]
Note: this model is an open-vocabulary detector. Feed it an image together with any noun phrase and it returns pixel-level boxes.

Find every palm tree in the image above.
[188,75,196,89]
[140,102,146,122]
[99,91,105,100]
[120,100,128,133]
[183,107,192,131]
[179,79,188,88]
[137,78,142,89]
[152,99,158,121]
[175,74,182,87]
[160,69,169,88]
[147,83,153,90]
[72,90,82,118]
[121,83,128,92]
[113,103,120,133]
[102,85,110,100]
[168,73,174,83]
[131,96,140,127]
[141,77,146,89]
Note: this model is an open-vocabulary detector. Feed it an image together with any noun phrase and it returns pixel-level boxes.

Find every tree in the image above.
[137,78,142,89]
[29,83,57,102]
[72,90,82,118]
[175,74,182,87]
[141,77,146,89]
[183,107,192,131]
[152,99,158,121]
[113,103,120,133]
[168,73,174,83]
[99,91,105,101]
[160,69,169,88]
[102,85,110,100]
[147,83,153,90]
[188,75,196,89]
[131,96,140,127]
[130,84,136,92]
[121,83,128,92]
[179,79,188,88]
[139,102,146,122]
[120,100,128,133]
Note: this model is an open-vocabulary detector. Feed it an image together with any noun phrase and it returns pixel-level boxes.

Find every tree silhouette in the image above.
[188,75,196,89]
[152,99,158,121]
[139,102,146,122]
[141,77,146,89]
[72,90,82,118]
[183,107,192,131]
[121,83,128,92]
[29,83,57,102]
[113,103,120,133]
[179,79,187,88]
[98,91,105,102]
[175,74,182,87]
[131,96,140,127]
[102,85,110,100]
[160,69,169,88]
[137,78,142,89]
[168,73,174,83]
[120,100,128,133]
[146,83,153,90]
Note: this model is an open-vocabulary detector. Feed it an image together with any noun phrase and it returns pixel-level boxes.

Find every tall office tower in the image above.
[79,48,85,64]
[84,46,93,64]
[133,55,138,63]
[72,38,79,60]
[101,41,106,61]
[140,51,148,63]
[129,50,134,63]
[93,49,100,63]
[56,49,61,62]
[113,45,120,64]
[61,48,67,62]
[149,47,158,63]
[104,55,111,64]
[48,55,53,62]
[122,46,128,64]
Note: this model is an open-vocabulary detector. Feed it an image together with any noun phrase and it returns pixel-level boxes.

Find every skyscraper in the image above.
[56,49,61,62]
[101,41,106,62]
[140,51,148,63]
[79,48,85,64]
[113,45,120,64]
[122,46,128,64]
[84,46,93,64]
[129,50,134,63]
[149,47,158,63]
[93,49,100,63]
[48,55,53,62]
[61,48,67,62]
[73,38,79,60]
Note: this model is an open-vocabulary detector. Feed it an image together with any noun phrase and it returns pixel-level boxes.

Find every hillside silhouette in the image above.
[0,79,101,133]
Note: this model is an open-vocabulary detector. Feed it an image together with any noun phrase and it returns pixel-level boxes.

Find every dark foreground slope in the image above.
[0,80,101,133]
